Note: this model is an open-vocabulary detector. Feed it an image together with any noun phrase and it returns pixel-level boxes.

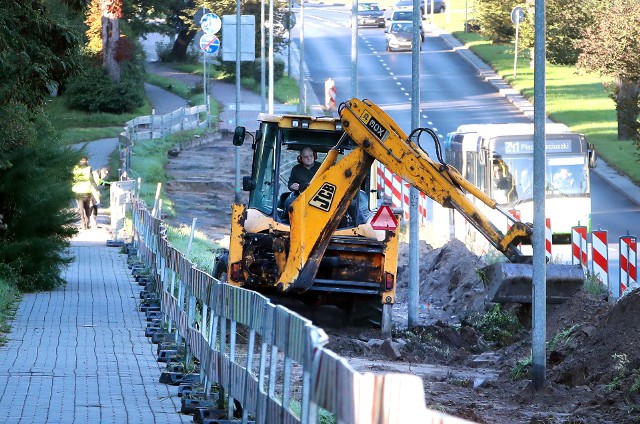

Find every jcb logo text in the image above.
[309,183,336,212]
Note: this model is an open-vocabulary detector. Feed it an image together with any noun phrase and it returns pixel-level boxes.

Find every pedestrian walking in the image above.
[72,156,99,230]
[90,167,109,228]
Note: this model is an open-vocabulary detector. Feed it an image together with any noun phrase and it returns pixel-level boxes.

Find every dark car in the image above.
[356,2,386,27]
[385,20,422,52]
[393,0,446,15]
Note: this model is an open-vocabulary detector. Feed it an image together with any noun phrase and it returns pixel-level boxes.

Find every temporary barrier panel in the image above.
[619,235,638,296]
[545,218,552,261]
[591,230,609,292]
[571,225,587,269]
[324,78,337,112]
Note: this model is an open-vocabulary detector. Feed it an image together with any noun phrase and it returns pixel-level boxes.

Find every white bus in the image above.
[445,123,597,246]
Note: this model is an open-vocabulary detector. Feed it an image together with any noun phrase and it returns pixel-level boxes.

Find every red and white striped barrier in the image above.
[545,218,552,260]
[591,230,608,289]
[324,78,337,112]
[571,225,588,268]
[619,235,637,296]
[376,165,428,223]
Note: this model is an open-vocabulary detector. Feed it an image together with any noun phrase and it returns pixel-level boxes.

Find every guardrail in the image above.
[118,105,209,179]
[119,190,476,424]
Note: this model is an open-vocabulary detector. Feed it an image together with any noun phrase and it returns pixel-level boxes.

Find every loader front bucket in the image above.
[482,263,585,304]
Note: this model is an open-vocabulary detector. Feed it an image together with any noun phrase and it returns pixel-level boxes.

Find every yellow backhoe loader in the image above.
[214,98,584,334]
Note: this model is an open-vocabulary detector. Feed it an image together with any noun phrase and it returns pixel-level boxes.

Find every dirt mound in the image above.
[548,290,640,394]
[396,239,489,323]
[164,135,252,242]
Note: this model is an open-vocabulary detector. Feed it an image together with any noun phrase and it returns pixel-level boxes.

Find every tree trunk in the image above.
[169,30,197,61]
[615,77,640,141]
[102,16,121,82]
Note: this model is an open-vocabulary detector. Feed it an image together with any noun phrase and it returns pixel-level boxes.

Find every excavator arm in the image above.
[277,98,533,293]
[339,98,533,262]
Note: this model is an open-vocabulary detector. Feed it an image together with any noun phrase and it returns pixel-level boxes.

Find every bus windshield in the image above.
[493,155,589,203]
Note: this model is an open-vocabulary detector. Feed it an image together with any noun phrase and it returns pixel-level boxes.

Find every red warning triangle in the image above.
[370,206,398,231]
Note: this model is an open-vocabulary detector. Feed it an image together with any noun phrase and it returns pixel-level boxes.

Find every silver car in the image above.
[385,21,422,52]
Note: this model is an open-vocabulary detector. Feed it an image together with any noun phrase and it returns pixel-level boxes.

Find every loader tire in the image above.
[348,297,383,328]
[213,252,228,283]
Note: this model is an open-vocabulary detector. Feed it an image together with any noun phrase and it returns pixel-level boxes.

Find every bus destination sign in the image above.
[502,139,573,155]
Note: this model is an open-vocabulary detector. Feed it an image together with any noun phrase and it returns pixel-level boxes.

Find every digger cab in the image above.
[235,114,379,228]
[228,114,399,332]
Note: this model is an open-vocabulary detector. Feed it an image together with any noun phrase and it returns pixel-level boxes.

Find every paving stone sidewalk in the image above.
[0,227,190,424]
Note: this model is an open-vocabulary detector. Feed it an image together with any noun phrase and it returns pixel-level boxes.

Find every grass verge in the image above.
[169,61,301,105]
[44,96,152,145]
[0,270,21,346]
[164,225,223,274]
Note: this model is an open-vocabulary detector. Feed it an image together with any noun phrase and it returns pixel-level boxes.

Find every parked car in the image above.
[393,0,446,15]
[385,20,422,52]
[356,2,386,27]
[386,10,425,42]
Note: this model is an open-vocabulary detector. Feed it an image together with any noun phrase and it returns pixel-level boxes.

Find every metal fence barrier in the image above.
[121,192,476,424]
[110,101,476,423]
[119,105,209,179]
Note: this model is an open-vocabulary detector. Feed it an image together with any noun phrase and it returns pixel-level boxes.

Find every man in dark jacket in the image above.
[288,147,321,193]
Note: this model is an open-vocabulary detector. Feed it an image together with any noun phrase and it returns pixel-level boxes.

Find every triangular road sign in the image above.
[370,205,398,231]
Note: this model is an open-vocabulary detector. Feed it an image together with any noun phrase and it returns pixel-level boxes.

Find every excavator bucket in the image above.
[482,263,585,304]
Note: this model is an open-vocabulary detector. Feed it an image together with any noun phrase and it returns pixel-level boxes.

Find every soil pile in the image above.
[164,135,252,242]
[395,239,490,324]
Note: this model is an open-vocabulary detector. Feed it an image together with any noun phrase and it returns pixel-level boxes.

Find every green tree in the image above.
[476,0,597,66]
[0,0,84,291]
[576,0,640,142]
[475,0,522,43]
[0,1,82,109]
[0,113,78,291]
[141,0,288,62]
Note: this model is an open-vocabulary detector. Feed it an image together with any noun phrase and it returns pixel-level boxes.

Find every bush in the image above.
[0,109,78,292]
[472,304,521,347]
[218,57,285,83]
[64,61,145,114]
[156,40,201,63]
[251,57,285,83]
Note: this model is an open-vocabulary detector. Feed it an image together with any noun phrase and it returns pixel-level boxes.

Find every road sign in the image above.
[283,11,296,30]
[370,206,398,231]
[201,13,222,34]
[199,34,220,55]
[511,7,525,24]
[194,8,212,25]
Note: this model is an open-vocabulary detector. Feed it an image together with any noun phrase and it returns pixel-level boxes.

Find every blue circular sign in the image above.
[199,34,220,55]
[201,13,221,35]
[511,7,525,24]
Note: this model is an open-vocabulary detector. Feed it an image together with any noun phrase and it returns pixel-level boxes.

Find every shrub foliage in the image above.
[0,108,79,291]
[64,61,145,114]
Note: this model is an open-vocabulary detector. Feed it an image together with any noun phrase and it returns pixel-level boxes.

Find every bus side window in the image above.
[477,160,485,192]
[465,152,476,185]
